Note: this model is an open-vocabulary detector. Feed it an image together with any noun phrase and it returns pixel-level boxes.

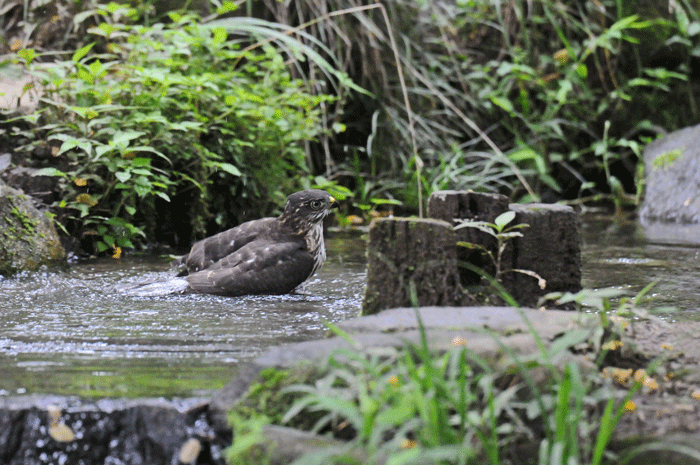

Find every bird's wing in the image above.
[184,240,315,296]
[178,217,277,275]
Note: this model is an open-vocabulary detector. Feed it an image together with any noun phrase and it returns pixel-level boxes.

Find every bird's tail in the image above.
[117,277,190,297]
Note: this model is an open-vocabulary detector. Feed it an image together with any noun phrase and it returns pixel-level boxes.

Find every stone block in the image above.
[428,190,509,285]
[502,203,581,306]
[362,217,464,315]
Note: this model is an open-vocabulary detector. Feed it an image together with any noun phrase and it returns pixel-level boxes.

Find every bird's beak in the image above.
[330,197,339,209]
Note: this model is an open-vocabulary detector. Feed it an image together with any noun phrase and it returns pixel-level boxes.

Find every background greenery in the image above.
[2,0,700,253]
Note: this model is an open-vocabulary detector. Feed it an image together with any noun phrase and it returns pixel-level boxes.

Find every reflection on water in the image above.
[2,220,699,398]
[581,217,700,315]
[0,234,366,398]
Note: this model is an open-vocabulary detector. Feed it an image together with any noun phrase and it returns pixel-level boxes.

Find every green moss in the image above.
[225,363,330,465]
[231,363,326,426]
[10,205,39,237]
[652,149,683,170]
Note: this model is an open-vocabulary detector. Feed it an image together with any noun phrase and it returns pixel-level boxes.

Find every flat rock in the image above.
[210,306,594,434]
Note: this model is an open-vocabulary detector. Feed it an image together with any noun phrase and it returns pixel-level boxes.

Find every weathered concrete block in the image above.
[428,190,509,284]
[502,203,581,307]
[362,217,464,315]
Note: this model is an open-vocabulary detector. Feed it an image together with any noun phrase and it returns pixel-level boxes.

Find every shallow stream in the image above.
[0,219,698,399]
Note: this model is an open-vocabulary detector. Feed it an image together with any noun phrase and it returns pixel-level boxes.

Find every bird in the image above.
[164,189,339,297]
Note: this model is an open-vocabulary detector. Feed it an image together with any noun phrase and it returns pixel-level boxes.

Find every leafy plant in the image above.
[252,0,699,211]
[8,5,339,253]
[454,211,545,306]
[226,309,644,465]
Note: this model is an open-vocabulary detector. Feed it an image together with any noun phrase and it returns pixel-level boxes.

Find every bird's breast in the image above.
[305,224,326,277]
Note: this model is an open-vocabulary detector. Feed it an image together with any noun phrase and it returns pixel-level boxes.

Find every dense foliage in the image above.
[4,0,700,249]
[254,0,700,211]
[5,3,336,253]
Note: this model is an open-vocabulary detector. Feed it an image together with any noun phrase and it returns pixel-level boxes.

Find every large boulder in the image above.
[639,124,700,223]
[0,181,65,275]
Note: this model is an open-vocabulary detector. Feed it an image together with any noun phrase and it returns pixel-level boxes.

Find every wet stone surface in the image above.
[0,396,227,465]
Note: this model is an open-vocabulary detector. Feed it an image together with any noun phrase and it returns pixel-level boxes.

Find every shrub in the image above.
[9,4,336,253]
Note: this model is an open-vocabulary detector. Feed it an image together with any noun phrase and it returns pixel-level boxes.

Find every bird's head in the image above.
[280,189,339,233]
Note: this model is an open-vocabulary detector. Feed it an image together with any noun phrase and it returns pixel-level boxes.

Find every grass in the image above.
[225,305,653,465]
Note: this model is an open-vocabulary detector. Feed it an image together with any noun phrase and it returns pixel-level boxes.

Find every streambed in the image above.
[0,219,698,399]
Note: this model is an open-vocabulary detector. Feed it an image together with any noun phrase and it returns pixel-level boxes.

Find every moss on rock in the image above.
[0,182,66,275]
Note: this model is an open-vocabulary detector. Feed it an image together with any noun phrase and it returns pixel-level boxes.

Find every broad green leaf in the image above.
[215,162,242,176]
[113,131,144,147]
[131,157,151,167]
[72,43,95,62]
[115,171,131,183]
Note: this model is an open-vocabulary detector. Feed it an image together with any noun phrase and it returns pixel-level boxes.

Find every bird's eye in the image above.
[309,200,323,210]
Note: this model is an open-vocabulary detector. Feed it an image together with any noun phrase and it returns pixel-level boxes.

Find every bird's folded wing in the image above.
[178,217,277,275]
[184,240,315,296]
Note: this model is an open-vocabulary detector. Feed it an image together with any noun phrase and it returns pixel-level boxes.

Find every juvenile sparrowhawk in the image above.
[174,189,338,296]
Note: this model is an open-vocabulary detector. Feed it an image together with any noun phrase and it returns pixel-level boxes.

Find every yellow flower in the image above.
[623,400,636,412]
[400,439,416,449]
[388,375,399,387]
[661,343,674,350]
[112,246,122,259]
[10,39,22,52]
[553,48,569,64]
[642,377,658,390]
[633,369,648,383]
[690,390,700,400]
[75,193,97,207]
[602,367,632,385]
[451,336,467,347]
[603,340,623,351]
[74,178,87,187]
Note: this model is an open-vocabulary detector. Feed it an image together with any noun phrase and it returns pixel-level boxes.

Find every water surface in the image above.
[0,233,366,398]
[1,220,699,399]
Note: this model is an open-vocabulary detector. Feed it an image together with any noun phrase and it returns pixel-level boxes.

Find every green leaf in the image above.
[217,1,238,14]
[576,63,588,78]
[215,162,242,176]
[72,43,95,63]
[115,171,131,183]
[94,144,114,160]
[112,131,144,147]
[489,95,514,114]
[131,157,151,167]
[212,27,227,44]
[32,167,66,177]
[17,48,37,64]
[370,198,402,206]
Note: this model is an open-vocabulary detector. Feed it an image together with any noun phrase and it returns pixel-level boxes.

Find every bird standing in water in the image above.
[173,189,338,296]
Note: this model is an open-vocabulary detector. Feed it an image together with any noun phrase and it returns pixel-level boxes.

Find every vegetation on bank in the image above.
[224,292,665,465]
[2,0,700,253]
